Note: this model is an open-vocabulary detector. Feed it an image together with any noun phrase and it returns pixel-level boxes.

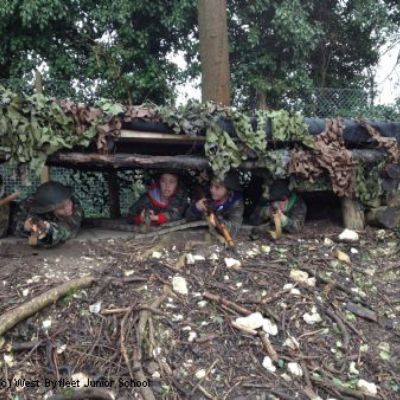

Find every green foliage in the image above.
[357,100,400,122]
[228,0,321,107]
[159,101,312,178]
[0,0,196,103]
[355,163,384,207]
[266,110,313,147]
[232,110,265,153]
[0,0,397,110]
[226,0,394,108]
[205,125,243,178]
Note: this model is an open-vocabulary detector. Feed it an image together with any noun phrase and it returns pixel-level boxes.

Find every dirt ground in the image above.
[0,221,400,400]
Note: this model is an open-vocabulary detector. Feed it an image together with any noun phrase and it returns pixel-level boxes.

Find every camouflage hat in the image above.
[269,179,290,201]
[213,170,243,192]
[30,181,73,214]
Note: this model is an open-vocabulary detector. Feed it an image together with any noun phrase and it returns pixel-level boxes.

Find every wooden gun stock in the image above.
[204,201,235,248]
[216,219,235,247]
[193,185,235,248]
[0,192,20,207]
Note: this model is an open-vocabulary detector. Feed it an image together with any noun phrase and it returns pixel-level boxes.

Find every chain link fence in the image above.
[296,87,373,117]
[0,78,395,217]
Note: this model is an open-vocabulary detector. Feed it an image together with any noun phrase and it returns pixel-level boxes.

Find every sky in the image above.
[374,42,400,105]
[173,44,400,106]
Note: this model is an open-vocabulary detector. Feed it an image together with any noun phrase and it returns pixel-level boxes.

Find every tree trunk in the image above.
[35,70,50,183]
[198,0,231,105]
[256,90,267,109]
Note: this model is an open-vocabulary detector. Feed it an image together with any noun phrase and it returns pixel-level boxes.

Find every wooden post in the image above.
[107,170,121,218]
[40,167,50,183]
[35,69,50,183]
[341,197,365,230]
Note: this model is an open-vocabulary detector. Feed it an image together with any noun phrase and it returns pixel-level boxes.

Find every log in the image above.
[385,163,400,179]
[341,197,365,230]
[47,149,389,170]
[48,153,212,170]
[0,277,95,336]
[366,206,400,229]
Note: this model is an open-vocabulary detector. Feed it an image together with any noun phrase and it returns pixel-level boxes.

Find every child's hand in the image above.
[148,209,158,222]
[24,218,34,232]
[195,198,207,212]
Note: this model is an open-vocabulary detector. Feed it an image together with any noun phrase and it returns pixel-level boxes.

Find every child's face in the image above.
[210,180,229,201]
[54,199,73,217]
[159,173,178,198]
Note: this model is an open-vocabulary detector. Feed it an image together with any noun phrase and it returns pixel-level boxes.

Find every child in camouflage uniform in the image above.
[14,181,82,247]
[250,179,307,233]
[127,172,188,226]
[186,171,244,237]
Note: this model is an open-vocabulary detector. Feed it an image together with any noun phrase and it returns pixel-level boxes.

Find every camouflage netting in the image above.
[1,85,399,208]
[288,119,356,197]
[358,119,400,162]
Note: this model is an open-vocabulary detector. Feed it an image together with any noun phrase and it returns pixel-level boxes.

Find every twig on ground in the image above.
[259,331,279,361]
[190,359,219,397]
[0,277,95,336]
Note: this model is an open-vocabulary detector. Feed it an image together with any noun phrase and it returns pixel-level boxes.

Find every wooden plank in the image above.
[40,166,50,183]
[117,130,206,144]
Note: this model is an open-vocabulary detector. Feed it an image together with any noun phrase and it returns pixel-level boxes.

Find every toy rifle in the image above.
[140,208,152,233]
[194,186,235,248]
[0,192,20,207]
[268,203,282,240]
[28,216,48,246]
[205,200,235,248]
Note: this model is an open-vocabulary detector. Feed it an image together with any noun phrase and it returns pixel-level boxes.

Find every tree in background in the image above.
[228,0,320,108]
[0,0,397,109]
[309,0,389,88]
[198,0,230,105]
[226,0,392,109]
[0,0,196,103]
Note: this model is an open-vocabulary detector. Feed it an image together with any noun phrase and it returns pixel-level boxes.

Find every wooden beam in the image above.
[118,130,205,144]
[47,153,211,169]
[47,149,390,170]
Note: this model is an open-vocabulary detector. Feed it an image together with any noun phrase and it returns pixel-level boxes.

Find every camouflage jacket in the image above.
[127,183,188,225]
[185,191,244,237]
[13,197,83,247]
[251,193,307,233]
